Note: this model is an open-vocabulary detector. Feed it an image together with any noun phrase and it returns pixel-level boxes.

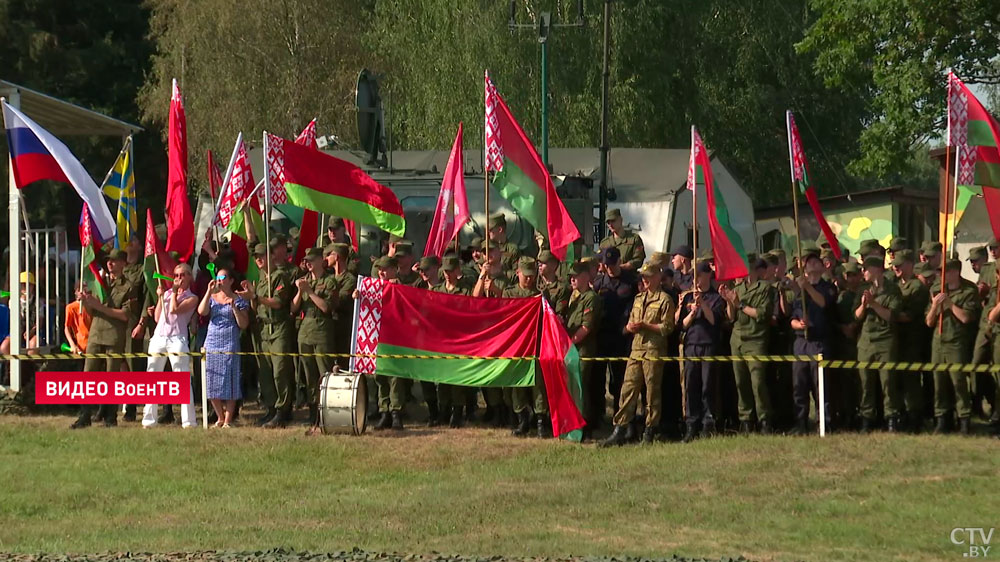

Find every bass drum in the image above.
[319,370,368,435]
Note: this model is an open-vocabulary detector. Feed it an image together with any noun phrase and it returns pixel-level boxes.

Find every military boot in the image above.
[374,412,392,430]
[860,417,875,434]
[426,400,440,427]
[449,406,463,428]
[701,420,717,438]
[641,428,657,445]
[682,424,698,443]
[759,419,774,435]
[908,413,923,435]
[739,420,753,435]
[536,414,552,438]
[512,409,532,437]
[391,411,404,430]
[599,425,630,447]
[789,418,809,436]
[933,416,951,435]
[256,407,277,427]
[958,417,971,435]
[886,416,900,433]
[263,408,290,429]
[307,404,318,427]
[123,404,137,422]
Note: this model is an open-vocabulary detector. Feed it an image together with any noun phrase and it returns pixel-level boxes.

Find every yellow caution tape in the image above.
[4,351,1000,372]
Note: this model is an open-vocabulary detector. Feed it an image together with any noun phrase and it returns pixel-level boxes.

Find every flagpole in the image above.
[951,146,961,258]
[263,131,273,338]
[213,133,243,228]
[98,136,131,191]
[786,111,808,339]
[484,102,490,263]
[691,126,698,293]
[940,78,954,335]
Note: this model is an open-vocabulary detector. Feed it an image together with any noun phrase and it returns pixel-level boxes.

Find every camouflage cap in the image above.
[914,261,934,277]
[649,251,670,266]
[606,208,622,221]
[638,262,662,277]
[441,255,462,271]
[417,255,441,271]
[764,252,780,266]
[857,238,884,255]
[968,246,987,262]
[469,236,484,250]
[945,258,963,272]
[518,258,538,276]
[537,250,557,264]
[304,247,324,260]
[843,261,861,275]
[373,255,398,270]
[888,237,908,252]
[862,255,886,269]
[269,234,288,249]
[107,249,127,261]
[820,248,837,261]
[253,244,267,256]
[920,240,943,257]
[569,261,590,276]
[890,249,915,266]
[989,237,1000,249]
[325,242,350,257]
[393,241,414,256]
[698,249,715,262]
[328,217,345,230]
[488,212,507,229]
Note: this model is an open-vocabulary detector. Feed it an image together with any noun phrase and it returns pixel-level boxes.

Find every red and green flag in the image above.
[352,278,585,439]
[687,126,748,281]
[946,72,1000,240]
[265,132,405,237]
[786,111,841,260]
[485,71,580,261]
[78,203,107,300]
[143,208,177,296]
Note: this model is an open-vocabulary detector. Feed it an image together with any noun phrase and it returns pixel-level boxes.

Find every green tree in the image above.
[0,0,159,243]
[139,0,372,200]
[799,0,1000,178]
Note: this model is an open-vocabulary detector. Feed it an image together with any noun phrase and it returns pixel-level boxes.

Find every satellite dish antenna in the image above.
[356,69,388,167]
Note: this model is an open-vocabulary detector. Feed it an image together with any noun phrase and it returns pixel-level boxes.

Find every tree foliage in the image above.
[799,0,1000,178]
[139,0,371,196]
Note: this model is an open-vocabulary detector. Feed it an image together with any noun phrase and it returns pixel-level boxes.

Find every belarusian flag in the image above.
[424,122,470,257]
[143,209,177,296]
[292,119,321,263]
[687,126,748,281]
[265,132,405,236]
[485,71,580,261]
[945,72,1000,239]
[352,278,585,439]
[786,111,841,260]
[79,204,107,300]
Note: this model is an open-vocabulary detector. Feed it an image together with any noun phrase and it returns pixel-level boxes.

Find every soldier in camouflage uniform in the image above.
[324,243,357,371]
[487,213,521,271]
[970,243,998,421]
[854,255,902,433]
[503,259,544,436]
[891,250,929,432]
[367,256,407,430]
[252,237,297,428]
[566,261,603,439]
[293,247,338,431]
[925,258,981,434]
[536,250,570,318]
[432,256,473,427]
[599,208,645,271]
[71,250,138,429]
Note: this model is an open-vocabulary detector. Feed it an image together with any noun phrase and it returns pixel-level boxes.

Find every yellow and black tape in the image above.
[4,351,1000,373]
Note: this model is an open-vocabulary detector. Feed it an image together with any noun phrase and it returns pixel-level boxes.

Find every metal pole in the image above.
[200,347,208,429]
[540,39,549,167]
[691,126,698,288]
[817,353,826,438]
[597,0,611,242]
[5,91,22,391]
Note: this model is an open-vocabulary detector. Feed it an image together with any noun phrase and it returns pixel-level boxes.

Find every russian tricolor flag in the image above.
[2,99,116,241]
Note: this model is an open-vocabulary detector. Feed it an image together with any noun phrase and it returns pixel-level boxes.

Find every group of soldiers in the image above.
[59,209,1000,443]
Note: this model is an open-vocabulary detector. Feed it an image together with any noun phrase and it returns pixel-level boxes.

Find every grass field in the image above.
[1,415,998,562]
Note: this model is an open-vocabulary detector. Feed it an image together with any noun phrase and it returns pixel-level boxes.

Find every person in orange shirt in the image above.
[64,284,93,355]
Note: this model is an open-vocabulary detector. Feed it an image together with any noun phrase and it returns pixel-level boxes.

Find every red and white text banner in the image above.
[36,372,192,404]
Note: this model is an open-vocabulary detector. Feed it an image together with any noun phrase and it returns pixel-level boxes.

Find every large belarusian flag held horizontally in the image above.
[945,72,1000,240]
[352,278,585,439]
[786,111,841,260]
[265,132,405,237]
[687,126,748,281]
[485,71,580,261]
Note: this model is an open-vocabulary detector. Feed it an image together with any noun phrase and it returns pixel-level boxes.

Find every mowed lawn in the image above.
[0,415,997,562]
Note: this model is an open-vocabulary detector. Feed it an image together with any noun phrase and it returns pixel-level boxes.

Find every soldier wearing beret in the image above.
[324,243,357,371]
[601,262,676,446]
[600,209,645,271]
[566,260,603,439]
[891,249,930,432]
[432,256,473,427]
[487,213,521,271]
[925,258,981,434]
[293,247,339,431]
[720,256,775,434]
[854,255,902,432]
[503,259,547,436]
[250,237,298,428]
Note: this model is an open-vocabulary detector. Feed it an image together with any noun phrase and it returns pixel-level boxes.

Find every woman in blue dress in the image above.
[197,267,250,427]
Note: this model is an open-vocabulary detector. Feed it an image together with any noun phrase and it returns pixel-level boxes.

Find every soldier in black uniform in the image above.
[789,251,838,435]
[592,246,639,416]
[677,261,726,442]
